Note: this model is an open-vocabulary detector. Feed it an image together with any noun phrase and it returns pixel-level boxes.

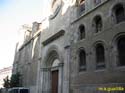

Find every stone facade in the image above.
[13,0,125,93]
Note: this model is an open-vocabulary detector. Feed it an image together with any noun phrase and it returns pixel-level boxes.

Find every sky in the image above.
[0,0,51,69]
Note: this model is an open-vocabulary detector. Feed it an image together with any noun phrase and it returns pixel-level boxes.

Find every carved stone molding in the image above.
[42,30,65,45]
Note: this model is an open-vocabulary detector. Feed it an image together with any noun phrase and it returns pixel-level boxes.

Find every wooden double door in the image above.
[51,70,59,93]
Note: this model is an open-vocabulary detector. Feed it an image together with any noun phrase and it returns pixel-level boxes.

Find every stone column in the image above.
[40,68,51,93]
[36,58,41,93]
[63,45,71,93]
[39,68,43,93]
[58,63,64,93]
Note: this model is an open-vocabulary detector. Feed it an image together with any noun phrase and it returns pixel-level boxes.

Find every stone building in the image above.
[0,66,12,88]
[13,0,125,93]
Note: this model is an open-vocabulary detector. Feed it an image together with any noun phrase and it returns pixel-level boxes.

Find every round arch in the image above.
[110,2,125,24]
[111,32,125,48]
[91,40,107,50]
[111,33,125,67]
[43,44,64,68]
[91,40,107,70]
[92,14,103,33]
[40,44,64,93]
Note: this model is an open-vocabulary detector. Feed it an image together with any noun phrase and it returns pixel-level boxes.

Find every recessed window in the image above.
[117,37,125,66]
[79,0,85,15]
[79,0,85,5]
[113,4,125,23]
[79,49,86,71]
[52,0,57,8]
[94,0,101,5]
[79,25,85,40]
[95,44,105,69]
[93,15,102,33]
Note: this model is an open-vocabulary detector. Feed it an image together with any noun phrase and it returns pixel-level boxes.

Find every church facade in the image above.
[13,0,125,93]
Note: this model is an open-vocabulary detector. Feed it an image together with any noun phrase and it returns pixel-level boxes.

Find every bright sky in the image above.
[0,0,51,69]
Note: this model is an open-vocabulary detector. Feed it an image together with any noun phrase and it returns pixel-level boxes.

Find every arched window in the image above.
[79,25,85,40]
[79,49,86,71]
[113,4,125,23]
[79,0,85,4]
[117,37,125,66]
[95,44,105,69]
[52,59,60,67]
[79,0,85,15]
[93,15,102,33]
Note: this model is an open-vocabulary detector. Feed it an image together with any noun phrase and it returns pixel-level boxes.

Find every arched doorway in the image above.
[51,59,60,93]
[40,49,63,93]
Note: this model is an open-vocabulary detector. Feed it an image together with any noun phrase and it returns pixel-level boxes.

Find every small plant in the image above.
[3,72,22,88]
[3,76,10,88]
[10,72,22,87]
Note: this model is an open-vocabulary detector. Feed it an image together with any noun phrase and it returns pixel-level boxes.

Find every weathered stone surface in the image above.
[13,0,125,93]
